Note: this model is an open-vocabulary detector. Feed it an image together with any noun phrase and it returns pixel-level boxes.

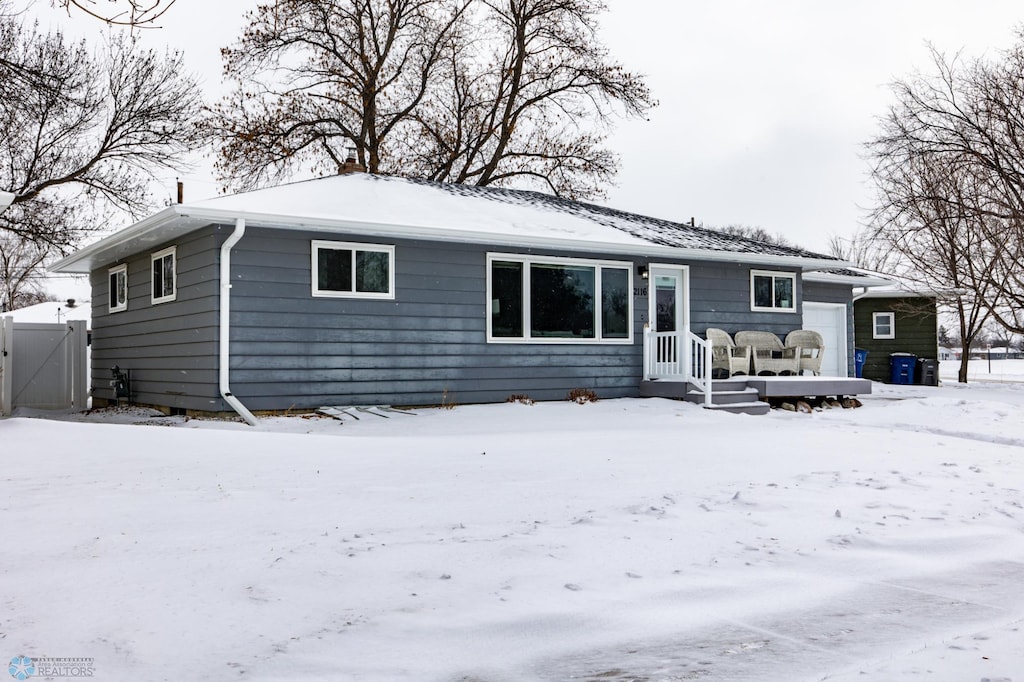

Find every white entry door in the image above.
[646,265,689,377]
[803,302,848,377]
[650,266,687,335]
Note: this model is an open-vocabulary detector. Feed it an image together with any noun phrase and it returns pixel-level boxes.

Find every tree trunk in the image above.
[957,342,971,383]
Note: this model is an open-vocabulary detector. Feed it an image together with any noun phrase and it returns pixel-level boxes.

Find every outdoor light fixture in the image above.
[638,264,649,279]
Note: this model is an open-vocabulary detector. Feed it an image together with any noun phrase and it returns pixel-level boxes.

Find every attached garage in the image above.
[802,269,892,378]
[803,302,848,377]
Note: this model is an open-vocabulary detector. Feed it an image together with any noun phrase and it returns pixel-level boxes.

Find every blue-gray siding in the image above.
[689,262,802,338]
[89,223,843,412]
[90,226,223,411]
[227,228,641,409]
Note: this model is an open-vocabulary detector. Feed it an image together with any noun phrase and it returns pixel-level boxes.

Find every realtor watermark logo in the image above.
[7,657,33,681]
[8,656,95,679]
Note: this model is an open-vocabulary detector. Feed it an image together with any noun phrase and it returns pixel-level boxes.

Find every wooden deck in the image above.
[741,375,872,398]
[640,376,872,415]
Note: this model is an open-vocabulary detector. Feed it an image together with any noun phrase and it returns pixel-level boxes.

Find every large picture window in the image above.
[750,270,796,312]
[151,246,176,304]
[109,264,127,313]
[312,240,394,299]
[488,254,632,343]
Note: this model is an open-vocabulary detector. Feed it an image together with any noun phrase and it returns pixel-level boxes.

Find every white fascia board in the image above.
[51,206,197,273]
[853,287,943,301]
[804,271,895,287]
[52,205,851,273]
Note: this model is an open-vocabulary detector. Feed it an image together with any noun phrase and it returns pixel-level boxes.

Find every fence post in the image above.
[67,320,88,410]
[0,316,12,416]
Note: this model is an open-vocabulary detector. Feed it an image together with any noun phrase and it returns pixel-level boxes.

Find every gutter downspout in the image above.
[220,218,259,426]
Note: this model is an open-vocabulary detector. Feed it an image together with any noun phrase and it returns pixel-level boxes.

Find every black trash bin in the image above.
[890,353,917,384]
[918,358,938,386]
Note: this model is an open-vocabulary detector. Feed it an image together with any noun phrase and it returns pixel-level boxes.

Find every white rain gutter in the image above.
[219,218,259,426]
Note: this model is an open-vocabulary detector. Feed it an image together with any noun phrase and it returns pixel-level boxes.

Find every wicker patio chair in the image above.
[705,328,751,377]
[735,330,801,375]
[785,329,825,376]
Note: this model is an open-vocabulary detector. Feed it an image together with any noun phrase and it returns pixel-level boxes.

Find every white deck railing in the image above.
[643,328,713,406]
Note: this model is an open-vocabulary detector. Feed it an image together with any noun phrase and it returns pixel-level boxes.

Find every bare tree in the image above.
[866,38,1024,347]
[209,0,471,190]
[713,224,794,248]
[405,0,655,198]
[208,0,654,200]
[0,19,203,250]
[52,0,176,27]
[826,230,900,273]
[867,97,1003,382]
[0,233,51,311]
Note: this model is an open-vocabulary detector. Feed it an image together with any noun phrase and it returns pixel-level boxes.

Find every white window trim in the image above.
[311,240,395,299]
[873,311,896,339]
[486,252,634,344]
[151,246,177,305]
[108,263,128,313]
[750,269,797,313]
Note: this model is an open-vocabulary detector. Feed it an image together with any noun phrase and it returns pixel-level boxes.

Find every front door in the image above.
[648,265,689,376]
[652,268,684,334]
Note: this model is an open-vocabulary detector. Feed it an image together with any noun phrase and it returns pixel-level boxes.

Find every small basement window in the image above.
[108,264,127,313]
[151,246,176,304]
[750,270,796,312]
[873,311,895,339]
[312,240,395,299]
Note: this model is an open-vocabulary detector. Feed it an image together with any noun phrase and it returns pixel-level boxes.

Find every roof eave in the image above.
[852,288,946,301]
[803,272,895,287]
[177,207,853,269]
[51,206,187,273]
[51,206,851,273]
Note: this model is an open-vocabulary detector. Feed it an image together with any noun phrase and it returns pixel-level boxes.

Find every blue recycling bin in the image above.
[890,353,917,384]
[854,348,868,378]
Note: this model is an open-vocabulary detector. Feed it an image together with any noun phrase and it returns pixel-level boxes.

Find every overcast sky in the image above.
[33,0,1024,254]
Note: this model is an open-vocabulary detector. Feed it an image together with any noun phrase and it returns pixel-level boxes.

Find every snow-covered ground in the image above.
[3,376,1024,681]
[941,356,1024,384]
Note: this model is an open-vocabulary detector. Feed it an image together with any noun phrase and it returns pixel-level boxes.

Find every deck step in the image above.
[641,376,871,416]
[685,387,760,405]
[704,401,772,416]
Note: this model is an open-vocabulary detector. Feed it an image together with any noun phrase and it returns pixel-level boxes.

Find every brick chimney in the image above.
[338,146,366,174]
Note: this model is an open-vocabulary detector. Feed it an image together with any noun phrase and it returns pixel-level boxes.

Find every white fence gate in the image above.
[0,317,89,415]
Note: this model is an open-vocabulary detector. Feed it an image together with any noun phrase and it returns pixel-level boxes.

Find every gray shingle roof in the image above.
[401,176,840,261]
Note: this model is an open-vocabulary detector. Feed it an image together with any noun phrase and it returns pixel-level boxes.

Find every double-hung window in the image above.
[312,240,394,299]
[488,254,632,342]
[750,270,796,312]
[151,246,176,304]
[108,264,127,313]
[873,311,895,339]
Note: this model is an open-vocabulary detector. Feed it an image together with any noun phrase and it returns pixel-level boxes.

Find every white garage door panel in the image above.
[803,303,848,377]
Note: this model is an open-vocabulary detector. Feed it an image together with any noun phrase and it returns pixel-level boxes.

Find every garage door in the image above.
[802,303,848,377]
